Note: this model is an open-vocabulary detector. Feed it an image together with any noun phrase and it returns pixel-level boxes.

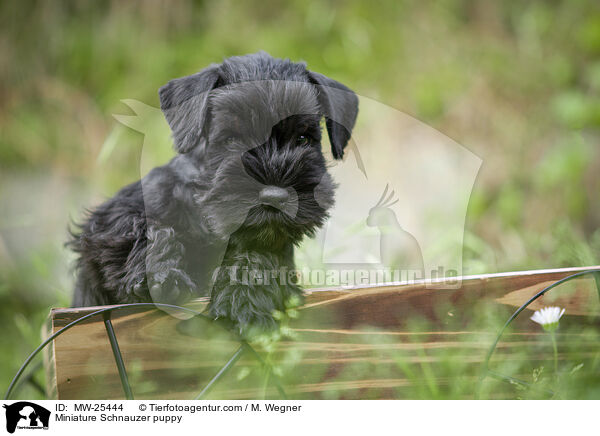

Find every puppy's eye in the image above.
[295,135,311,147]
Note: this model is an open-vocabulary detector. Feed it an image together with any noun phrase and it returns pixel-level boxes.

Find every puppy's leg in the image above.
[69,200,150,306]
[145,224,196,305]
[207,251,303,335]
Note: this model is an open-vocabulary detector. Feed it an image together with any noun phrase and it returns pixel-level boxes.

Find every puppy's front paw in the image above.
[149,268,196,305]
[207,251,304,337]
[208,272,302,337]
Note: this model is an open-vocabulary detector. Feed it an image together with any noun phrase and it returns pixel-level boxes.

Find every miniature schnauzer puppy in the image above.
[69,52,358,333]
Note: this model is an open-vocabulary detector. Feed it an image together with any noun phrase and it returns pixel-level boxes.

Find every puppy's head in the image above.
[159,52,359,249]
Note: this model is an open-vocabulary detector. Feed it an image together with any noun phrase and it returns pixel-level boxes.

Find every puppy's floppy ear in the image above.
[307,71,358,159]
[159,66,221,153]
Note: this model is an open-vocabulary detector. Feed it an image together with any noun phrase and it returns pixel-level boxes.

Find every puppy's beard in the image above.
[199,144,336,246]
[230,219,304,250]
[199,186,300,238]
[205,203,305,247]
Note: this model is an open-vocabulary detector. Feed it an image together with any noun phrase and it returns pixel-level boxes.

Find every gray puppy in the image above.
[69,52,359,334]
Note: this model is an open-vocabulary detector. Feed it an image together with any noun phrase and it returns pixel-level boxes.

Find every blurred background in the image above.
[0,0,599,397]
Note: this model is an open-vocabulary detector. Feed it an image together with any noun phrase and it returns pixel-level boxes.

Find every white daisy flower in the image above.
[530,306,565,332]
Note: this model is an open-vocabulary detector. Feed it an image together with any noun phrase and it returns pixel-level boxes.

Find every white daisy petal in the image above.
[530,306,565,331]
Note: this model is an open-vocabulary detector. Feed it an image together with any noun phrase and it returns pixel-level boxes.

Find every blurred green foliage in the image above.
[0,0,599,398]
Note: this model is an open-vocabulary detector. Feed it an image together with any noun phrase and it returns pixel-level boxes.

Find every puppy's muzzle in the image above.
[259,186,289,208]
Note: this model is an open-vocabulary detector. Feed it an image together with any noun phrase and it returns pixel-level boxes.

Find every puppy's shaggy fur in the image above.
[69,52,358,333]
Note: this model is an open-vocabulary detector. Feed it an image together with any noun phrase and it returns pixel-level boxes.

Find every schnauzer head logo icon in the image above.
[3,402,50,433]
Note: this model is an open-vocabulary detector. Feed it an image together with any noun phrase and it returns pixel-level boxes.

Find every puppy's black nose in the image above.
[259,186,289,207]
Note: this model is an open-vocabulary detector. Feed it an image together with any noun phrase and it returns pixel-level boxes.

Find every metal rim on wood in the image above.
[476,270,600,398]
[4,303,288,401]
[6,270,600,400]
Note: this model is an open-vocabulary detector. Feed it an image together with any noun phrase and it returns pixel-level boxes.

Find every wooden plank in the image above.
[44,266,600,399]
[41,320,57,399]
